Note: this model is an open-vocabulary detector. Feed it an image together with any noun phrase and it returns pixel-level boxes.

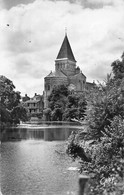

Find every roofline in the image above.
[70,72,86,78]
[55,58,68,61]
[56,34,76,62]
[81,72,86,78]
[86,82,95,85]
[45,70,67,78]
[55,58,77,63]
[25,100,40,103]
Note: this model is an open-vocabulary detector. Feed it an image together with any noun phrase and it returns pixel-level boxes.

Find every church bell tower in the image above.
[55,34,77,76]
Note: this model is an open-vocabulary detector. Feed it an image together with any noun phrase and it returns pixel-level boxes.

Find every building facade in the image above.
[44,34,94,108]
[23,93,44,117]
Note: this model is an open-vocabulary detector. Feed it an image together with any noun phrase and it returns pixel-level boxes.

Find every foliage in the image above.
[67,53,124,194]
[79,116,124,195]
[0,76,20,110]
[48,84,69,110]
[11,105,28,123]
[0,75,28,127]
[63,93,87,121]
[0,102,11,123]
[51,107,63,121]
[30,112,43,119]
[85,78,124,140]
[67,130,91,162]
[47,84,68,121]
[48,84,87,121]
[43,108,52,121]
[111,52,124,80]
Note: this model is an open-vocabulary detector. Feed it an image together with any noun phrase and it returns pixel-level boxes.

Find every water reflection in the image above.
[1,140,79,195]
[1,126,80,142]
[1,126,82,194]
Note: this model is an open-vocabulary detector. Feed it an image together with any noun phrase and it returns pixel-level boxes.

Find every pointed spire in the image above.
[56,34,76,62]
[65,27,67,36]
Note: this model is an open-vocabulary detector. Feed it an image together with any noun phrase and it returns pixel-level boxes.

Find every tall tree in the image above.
[0,75,27,126]
[48,84,87,121]
[63,93,87,121]
[48,84,68,121]
[67,53,124,194]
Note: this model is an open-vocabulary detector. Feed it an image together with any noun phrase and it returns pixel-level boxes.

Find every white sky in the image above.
[0,0,124,97]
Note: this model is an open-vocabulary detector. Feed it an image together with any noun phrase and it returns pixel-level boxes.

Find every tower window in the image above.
[45,84,50,91]
[47,85,50,90]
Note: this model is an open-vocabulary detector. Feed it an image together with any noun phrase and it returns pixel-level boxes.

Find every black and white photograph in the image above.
[0,0,124,194]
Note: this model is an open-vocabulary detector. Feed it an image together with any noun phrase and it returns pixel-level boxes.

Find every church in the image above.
[44,33,94,108]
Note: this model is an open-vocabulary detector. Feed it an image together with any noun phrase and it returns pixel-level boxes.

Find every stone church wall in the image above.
[69,73,86,91]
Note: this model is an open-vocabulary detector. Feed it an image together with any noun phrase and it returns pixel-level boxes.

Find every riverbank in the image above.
[22,120,83,126]
[17,124,86,130]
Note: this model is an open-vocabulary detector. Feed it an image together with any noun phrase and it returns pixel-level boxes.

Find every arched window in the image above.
[47,85,50,90]
[45,84,50,91]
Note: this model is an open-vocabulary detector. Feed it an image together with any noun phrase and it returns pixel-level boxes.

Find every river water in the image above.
[1,126,82,195]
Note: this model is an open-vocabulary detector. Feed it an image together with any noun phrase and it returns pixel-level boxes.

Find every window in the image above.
[47,85,50,90]
[45,84,50,91]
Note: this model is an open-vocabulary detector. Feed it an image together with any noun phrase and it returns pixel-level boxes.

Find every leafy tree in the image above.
[111,52,124,80]
[67,53,124,194]
[48,84,68,121]
[0,75,28,127]
[85,78,124,140]
[51,107,63,121]
[63,93,87,121]
[79,116,124,195]
[0,103,11,123]
[63,107,78,121]
[47,84,87,121]
[43,108,52,121]
[11,105,28,124]
[0,76,20,110]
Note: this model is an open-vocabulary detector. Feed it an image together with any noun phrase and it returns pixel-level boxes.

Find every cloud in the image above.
[50,0,124,9]
[3,0,35,9]
[0,0,124,96]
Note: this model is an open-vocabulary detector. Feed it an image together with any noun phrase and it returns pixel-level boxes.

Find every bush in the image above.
[67,116,124,194]
[67,53,124,194]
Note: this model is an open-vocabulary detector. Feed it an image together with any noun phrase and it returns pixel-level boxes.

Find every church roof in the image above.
[56,34,76,62]
[26,100,40,103]
[70,72,86,79]
[45,70,67,78]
